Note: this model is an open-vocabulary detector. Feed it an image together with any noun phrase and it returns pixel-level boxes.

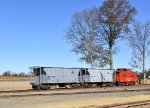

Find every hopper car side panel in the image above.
[42,68,80,83]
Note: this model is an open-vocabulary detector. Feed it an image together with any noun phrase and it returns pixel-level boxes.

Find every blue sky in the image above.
[0,0,149,74]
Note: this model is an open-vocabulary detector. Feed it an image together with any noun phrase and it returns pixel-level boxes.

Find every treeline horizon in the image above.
[0,71,30,77]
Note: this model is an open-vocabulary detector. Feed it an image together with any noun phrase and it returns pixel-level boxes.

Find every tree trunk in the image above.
[143,52,146,84]
[90,38,94,69]
[90,55,94,69]
[109,45,113,69]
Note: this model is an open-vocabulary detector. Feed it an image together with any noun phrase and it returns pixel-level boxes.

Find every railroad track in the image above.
[81,100,150,108]
[0,84,147,93]
[0,86,123,93]
[0,88,150,98]
[101,100,150,108]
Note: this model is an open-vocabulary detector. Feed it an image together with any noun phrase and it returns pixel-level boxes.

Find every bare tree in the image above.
[66,8,107,68]
[128,50,140,70]
[2,71,12,76]
[97,0,136,69]
[127,21,150,82]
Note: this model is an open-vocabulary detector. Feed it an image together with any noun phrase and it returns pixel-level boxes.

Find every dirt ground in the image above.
[0,81,32,91]
[0,76,34,91]
[1,81,150,108]
[1,91,150,108]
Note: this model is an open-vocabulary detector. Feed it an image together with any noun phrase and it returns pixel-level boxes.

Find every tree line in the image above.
[65,0,150,76]
[1,71,29,77]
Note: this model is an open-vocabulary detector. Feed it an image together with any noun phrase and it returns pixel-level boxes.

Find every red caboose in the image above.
[116,68,137,85]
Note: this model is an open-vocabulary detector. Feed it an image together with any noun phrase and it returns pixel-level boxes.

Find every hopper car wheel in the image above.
[32,85,36,90]
[40,85,50,90]
[36,85,40,90]
[85,84,92,88]
[71,84,80,88]
[32,85,40,90]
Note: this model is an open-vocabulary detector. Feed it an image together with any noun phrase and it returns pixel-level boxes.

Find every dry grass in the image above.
[0,76,34,81]
[0,81,32,91]
[3,94,148,108]
[38,95,150,108]
[0,76,34,91]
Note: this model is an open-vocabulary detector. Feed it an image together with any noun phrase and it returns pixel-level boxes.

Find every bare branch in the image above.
[127,21,150,72]
[65,8,107,68]
[98,0,136,69]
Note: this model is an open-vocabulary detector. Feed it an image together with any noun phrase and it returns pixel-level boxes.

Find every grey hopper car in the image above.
[30,66,115,89]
